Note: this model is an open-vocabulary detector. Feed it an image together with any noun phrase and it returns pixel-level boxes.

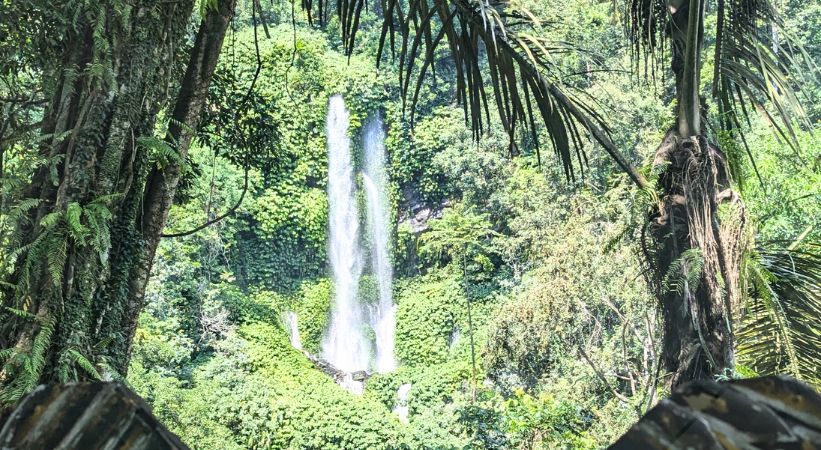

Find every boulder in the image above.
[610,376,821,449]
[0,382,189,450]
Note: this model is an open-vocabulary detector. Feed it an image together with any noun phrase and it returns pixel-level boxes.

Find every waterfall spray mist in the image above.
[363,115,397,373]
[322,95,371,385]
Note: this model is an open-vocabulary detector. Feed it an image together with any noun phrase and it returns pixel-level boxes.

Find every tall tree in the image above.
[630,0,813,385]
[0,0,235,405]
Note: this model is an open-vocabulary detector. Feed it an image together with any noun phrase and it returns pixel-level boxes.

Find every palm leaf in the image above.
[302,0,648,187]
[629,0,817,153]
[737,242,821,387]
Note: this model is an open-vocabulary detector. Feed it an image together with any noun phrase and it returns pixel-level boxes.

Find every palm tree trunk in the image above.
[649,0,746,387]
[677,0,704,137]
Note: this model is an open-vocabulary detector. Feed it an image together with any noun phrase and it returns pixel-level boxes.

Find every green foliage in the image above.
[458,388,599,450]
[737,244,821,387]
[292,278,333,354]
[500,390,597,449]
[420,205,498,274]
[0,316,56,405]
[130,316,406,449]
[109,0,819,448]
[394,272,466,367]
[662,248,705,296]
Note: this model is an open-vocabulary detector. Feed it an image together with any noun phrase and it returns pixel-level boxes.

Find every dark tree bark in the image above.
[648,0,746,387]
[120,0,237,374]
[0,0,235,405]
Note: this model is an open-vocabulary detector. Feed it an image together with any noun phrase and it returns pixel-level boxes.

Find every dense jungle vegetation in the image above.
[0,0,819,448]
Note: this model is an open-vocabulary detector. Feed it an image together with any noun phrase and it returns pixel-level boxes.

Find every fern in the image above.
[198,0,219,16]
[662,249,704,295]
[0,348,14,365]
[39,211,61,229]
[67,349,101,379]
[46,231,68,291]
[0,317,57,405]
[3,306,36,320]
[65,202,88,245]
[5,198,41,224]
[138,135,181,169]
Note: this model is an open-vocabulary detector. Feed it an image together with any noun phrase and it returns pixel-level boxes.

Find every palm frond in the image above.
[628,0,816,152]
[627,0,668,81]
[712,0,816,155]
[302,0,647,187]
[737,242,821,387]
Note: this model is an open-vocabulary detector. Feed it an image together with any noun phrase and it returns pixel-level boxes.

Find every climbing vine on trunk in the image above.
[0,0,235,406]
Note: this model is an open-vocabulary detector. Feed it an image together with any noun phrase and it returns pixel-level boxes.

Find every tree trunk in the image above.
[0,0,234,406]
[650,131,746,387]
[647,0,747,387]
[119,0,237,374]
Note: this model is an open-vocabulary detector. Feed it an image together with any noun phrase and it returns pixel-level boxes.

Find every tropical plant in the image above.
[737,242,821,386]
[420,206,498,393]
[0,0,237,406]
[311,0,817,386]
[627,0,816,384]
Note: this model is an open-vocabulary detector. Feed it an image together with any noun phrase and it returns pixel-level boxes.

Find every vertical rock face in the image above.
[609,376,821,449]
[0,383,190,450]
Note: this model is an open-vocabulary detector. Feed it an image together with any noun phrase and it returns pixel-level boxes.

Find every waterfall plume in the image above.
[321,95,371,385]
[363,115,397,374]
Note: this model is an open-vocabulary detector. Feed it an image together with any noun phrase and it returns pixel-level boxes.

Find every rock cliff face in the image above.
[397,185,449,233]
[610,376,821,449]
[0,383,190,450]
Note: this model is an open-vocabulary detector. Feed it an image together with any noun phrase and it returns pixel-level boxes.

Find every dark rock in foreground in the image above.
[0,382,189,450]
[610,376,821,449]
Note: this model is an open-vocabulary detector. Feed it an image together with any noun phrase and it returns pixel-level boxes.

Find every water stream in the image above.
[322,95,371,387]
[363,115,397,374]
[283,311,302,351]
[321,96,397,394]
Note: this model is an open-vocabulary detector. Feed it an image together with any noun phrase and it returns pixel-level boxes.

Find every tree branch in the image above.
[160,0,262,239]
[160,166,248,238]
[579,346,642,417]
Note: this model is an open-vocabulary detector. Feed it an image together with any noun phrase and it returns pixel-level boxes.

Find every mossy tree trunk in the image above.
[0,0,235,405]
[648,0,747,387]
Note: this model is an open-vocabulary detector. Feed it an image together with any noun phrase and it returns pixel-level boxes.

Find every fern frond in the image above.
[3,307,36,320]
[45,231,68,291]
[65,202,88,245]
[39,211,62,229]
[67,349,102,379]
[662,248,705,295]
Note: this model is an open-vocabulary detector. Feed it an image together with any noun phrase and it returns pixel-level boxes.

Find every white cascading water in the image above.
[362,115,397,374]
[283,312,302,351]
[322,95,371,393]
[392,383,412,423]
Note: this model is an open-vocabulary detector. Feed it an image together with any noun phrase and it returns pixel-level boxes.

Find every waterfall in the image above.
[283,312,302,351]
[362,115,397,374]
[320,96,397,394]
[321,95,371,383]
[392,383,412,423]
